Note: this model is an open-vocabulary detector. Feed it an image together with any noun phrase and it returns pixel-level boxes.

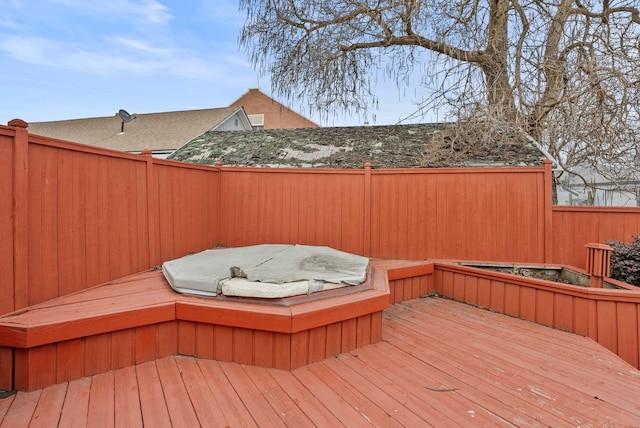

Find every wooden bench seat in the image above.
[0,261,435,391]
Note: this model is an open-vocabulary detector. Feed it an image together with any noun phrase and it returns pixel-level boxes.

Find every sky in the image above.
[0,0,433,127]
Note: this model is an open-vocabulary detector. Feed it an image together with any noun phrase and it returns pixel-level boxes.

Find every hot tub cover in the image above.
[161,244,370,298]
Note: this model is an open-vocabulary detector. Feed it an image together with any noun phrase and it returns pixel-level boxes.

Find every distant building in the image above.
[27,89,319,157]
[29,107,252,158]
[557,165,640,206]
[230,88,319,130]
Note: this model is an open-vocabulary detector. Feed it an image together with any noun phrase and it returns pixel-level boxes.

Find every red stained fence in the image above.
[1,123,221,314]
[2,121,640,315]
[552,206,640,269]
[217,166,553,263]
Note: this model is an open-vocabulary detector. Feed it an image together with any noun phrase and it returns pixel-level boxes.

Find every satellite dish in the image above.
[118,109,136,133]
[119,109,133,122]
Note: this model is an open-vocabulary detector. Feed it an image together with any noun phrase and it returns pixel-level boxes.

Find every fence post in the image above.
[215,162,223,247]
[142,150,159,267]
[543,159,554,263]
[363,162,372,257]
[9,119,29,310]
[585,243,612,288]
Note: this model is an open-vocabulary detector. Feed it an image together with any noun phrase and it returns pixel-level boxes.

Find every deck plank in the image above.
[173,356,230,427]
[196,359,258,427]
[292,364,382,426]
[320,356,431,427]
[57,378,90,428]
[155,357,201,427]
[0,390,40,427]
[0,394,15,424]
[86,371,115,428]
[217,361,285,426]
[114,366,143,428]
[304,361,406,427]
[25,384,65,428]
[268,369,345,427]
[135,361,171,428]
[2,297,640,426]
[337,349,462,426]
[340,344,508,426]
[381,310,583,426]
[242,364,316,427]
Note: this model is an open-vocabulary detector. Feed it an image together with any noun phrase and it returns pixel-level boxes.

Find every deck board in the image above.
[135,362,171,428]
[113,367,142,428]
[267,368,345,427]
[173,357,230,427]
[0,391,40,427]
[86,371,115,428]
[2,297,640,427]
[29,383,65,428]
[196,359,259,427]
[218,361,285,426]
[57,378,90,428]
[155,357,201,427]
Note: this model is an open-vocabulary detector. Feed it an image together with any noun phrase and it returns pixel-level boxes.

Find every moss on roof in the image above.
[168,123,545,169]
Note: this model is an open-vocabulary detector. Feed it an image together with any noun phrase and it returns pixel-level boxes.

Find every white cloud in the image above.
[0,34,225,80]
[111,36,172,56]
[0,18,19,30]
[134,0,173,24]
[51,0,173,25]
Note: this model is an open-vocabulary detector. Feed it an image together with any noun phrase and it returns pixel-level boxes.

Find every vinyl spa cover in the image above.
[161,244,370,298]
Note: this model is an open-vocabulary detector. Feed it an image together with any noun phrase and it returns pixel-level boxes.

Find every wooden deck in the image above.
[2,297,639,427]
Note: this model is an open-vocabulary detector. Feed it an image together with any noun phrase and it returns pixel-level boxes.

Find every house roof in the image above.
[28,107,247,154]
[168,123,546,168]
[230,88,319,129]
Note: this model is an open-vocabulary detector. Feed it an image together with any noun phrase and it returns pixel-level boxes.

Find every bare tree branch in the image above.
[239,0,640,200]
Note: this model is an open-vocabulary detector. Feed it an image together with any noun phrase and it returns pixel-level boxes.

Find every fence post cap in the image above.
[584,243,613,251]
[8,119,28,128]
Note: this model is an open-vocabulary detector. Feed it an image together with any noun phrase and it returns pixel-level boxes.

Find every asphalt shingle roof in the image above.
[29,107,243,153]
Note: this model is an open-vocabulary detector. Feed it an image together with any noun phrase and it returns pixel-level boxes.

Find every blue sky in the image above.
[0,0,431,127]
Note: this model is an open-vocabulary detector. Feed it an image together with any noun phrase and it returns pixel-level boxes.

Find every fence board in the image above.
[0,133,14,313]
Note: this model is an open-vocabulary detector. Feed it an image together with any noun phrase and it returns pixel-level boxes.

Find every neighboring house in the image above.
[230,88,319,130]
[28,107,253,158]
[557,165,640,206]
[27,89,319,157]
[168,123,547,169]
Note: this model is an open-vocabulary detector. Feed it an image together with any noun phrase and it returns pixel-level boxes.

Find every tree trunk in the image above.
[481,0,518,121]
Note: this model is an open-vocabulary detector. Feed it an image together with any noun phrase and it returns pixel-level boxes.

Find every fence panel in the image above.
[0,124,224,313]
[369,168,547,262]
[154,161,220,263]
[25,140,151,306]
[552,207,640,269]
[217,168,366,255]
